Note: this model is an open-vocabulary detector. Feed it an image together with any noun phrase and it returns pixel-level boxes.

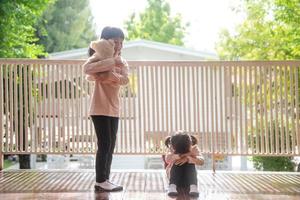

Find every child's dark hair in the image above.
[164,131,198,154]
[88,26,125,57]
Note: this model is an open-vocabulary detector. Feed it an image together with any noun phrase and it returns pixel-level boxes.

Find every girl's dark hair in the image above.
[88,26,125,57]
[164,131,192,154]
[100,26,124,40]
[165,136,171,148]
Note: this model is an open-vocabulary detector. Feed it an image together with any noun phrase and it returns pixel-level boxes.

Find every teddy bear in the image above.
[90,39,115,61]
[86,39,121,83]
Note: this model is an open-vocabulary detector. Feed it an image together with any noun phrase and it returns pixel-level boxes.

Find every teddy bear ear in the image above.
[107,39,115,46]
[90,41,97,49]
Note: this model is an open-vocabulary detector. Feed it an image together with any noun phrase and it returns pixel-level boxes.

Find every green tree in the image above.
[0,0,52,58]
[36,0,96,53]
[0,0,52,169]
[216,0,300,171]
[252,156,294,171]
[217,0,300,60]
[250,122,295,171]
[125,0,188,45]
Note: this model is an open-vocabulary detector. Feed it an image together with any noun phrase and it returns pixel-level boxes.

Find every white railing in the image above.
[0,59,299,160]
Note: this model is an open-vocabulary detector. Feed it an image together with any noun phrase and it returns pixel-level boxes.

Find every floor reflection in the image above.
[94,191,110,200]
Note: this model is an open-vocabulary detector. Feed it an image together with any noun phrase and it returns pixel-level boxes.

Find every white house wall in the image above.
[122,46,207,61]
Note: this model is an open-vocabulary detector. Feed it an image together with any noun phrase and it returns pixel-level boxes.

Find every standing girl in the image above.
[83,26,129,192]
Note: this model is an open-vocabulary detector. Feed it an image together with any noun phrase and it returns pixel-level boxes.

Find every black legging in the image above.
[169,163,198,187]
[91,115,119,183]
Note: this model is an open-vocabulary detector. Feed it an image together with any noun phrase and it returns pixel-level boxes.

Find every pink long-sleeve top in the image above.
[165,145,204,179]
[83,55,129,117]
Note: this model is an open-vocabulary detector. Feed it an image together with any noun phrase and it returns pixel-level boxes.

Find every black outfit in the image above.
[91,115,119,183]
[169,163,198,187]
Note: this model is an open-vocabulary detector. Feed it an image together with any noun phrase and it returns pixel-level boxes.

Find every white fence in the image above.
[0,60,299,159]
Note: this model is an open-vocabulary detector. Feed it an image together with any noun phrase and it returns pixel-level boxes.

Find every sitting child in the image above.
[86,39,126,84]
[164,131,204,197]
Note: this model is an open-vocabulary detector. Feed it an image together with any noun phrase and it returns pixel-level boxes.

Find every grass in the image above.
[4,159,14,169]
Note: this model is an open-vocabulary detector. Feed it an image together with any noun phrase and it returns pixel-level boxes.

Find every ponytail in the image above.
[164,136,171,148]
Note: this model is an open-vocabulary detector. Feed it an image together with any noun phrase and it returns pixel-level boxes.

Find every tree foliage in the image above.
[36,0,96,53]
[251,156,294,171]
[217,0,300,60]
[216,0,300,171]
[250,122,295,171]
[125,0,188,45]
[0,0,53,169]
[0,0,52,58]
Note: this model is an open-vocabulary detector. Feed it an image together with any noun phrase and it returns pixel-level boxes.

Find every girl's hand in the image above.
[114,67,122,74]
[86,74,97,81]
[114,56,124,67]
[180,152,192,158]
[190,145,200,156]
[99,71,120,83]
[175,156,188,166]
[106,71,120,82]
[113,50,121,57]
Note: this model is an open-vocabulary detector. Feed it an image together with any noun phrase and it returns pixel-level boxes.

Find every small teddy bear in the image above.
[86,39,121,83]
[90,39,115,61]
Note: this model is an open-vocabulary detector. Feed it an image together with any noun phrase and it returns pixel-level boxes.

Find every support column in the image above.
[0,152,3,171]
[212,153,216,174]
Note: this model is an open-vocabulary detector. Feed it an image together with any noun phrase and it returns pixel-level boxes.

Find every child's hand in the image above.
[190,145,200,155]
[114,67,122,74]
[114,56,124,67]
[86,74,97,81]
[180,152,193,158]
[103,71,120,83]
[175,156,188,166]
[187,156,204,165]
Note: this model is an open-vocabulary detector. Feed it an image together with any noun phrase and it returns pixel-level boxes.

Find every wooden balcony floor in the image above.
[0,169,300,200]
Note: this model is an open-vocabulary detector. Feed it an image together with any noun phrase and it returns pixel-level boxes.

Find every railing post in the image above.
[0,98,3,170]
[212,153,216,174]
[0,152,3,171]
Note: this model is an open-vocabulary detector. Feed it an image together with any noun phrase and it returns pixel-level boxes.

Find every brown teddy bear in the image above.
[90,39,115,61]
[86,39,120,83]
